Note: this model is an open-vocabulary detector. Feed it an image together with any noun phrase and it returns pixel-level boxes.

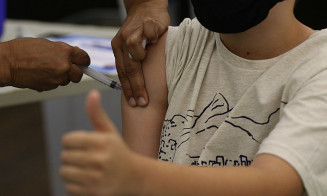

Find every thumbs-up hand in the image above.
[60,90,143,196]
[86,90,119,133]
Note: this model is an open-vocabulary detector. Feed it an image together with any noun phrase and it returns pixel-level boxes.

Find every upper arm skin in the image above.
[250,153,304,195]
[121,32,168,158]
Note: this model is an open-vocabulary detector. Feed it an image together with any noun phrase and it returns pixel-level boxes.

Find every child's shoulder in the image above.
[285,29,327,66]
[167,18,214,42]
[166,17,216,54]
[304,29,327,53]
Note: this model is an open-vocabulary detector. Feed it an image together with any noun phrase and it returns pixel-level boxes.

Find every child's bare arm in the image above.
[121,32,168,158]
[136,153,304,196]
[61,92,304,196]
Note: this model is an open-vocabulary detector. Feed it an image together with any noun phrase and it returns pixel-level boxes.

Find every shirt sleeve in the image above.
[165,18,211,101]
[257,68,327,196]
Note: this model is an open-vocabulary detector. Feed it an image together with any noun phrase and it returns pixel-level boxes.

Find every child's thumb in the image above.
[86,90,118,133]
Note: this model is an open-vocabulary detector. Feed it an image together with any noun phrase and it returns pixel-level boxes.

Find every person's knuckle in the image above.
[86,155,99,167]
[89,154,107,169]
[111,36,120,49]
[115,64,125,74]
[116,69,127,81]
[125,36,139,48]
[51,63,69,76]
[60,151,68,162]
[59,166,69,178]
[56,75,68,83]
[125,64,140,76]
[49,79,64,88]
[121,29,134,42]
[55,41,71,51]
[144,17,155,23]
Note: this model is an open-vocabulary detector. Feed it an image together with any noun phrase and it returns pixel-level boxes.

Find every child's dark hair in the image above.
[294,0,300,8]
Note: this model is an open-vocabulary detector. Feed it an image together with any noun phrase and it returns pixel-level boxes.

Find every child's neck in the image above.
[219,1,315,60]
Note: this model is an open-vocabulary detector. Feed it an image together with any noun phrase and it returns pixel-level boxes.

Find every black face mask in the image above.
[191,0,284,34]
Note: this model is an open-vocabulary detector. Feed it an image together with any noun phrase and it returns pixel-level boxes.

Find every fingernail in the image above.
[128,53,133,60]
[142,38,147,49]
[129,97,137,107]
[137,97,147,106]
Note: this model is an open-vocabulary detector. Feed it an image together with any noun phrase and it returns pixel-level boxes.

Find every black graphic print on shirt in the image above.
[158,93,282,166]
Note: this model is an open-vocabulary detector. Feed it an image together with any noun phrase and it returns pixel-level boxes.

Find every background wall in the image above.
[0,102,50,196]
[6,0,327,29]
[7,1,116,21]
[7,0,122,26]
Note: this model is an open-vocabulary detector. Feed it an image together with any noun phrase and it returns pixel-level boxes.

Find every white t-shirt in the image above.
[161,18,327,196]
